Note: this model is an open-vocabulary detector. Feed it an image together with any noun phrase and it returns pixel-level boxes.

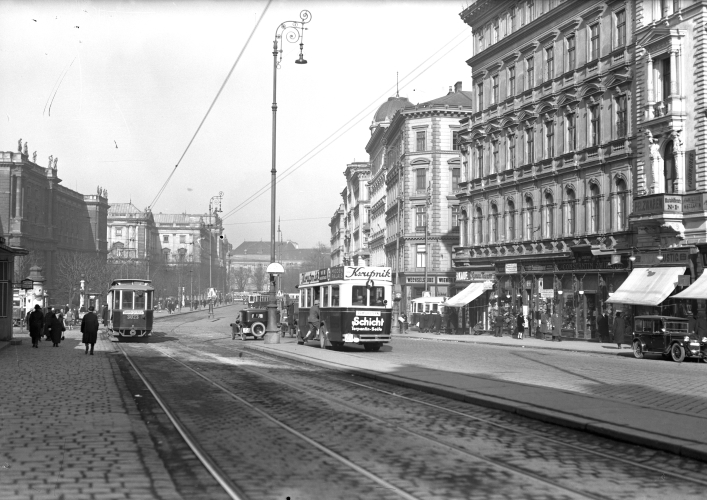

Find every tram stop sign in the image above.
[21,279,33,290]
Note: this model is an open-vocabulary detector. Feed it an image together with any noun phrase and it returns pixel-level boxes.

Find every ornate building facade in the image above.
[454,0,636,337]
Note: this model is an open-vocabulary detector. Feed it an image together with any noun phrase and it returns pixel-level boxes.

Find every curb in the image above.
[242,342,707,463]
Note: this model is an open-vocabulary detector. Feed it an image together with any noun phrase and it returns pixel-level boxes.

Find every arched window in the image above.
[524,196,534,240]
[589,183,601,233]
[475,207,484,244]
[460,209,468,246]
[664,140,675,194]
[615,178,628,231]
[490,203,499,242]
[507,200,516,241]
[565,188,576,235]
[543,192,554,239]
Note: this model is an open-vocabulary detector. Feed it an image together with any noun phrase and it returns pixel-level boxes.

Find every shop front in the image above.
[402,273,453,315]
[451,269,495,333]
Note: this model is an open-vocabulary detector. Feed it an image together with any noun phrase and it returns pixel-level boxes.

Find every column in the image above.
[672,131,685,193]
[646,55,655,119]
[669,49,678,111]
[15,176,22,218]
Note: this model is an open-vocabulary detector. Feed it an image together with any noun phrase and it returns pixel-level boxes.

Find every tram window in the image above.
[122,291,134,309]
[322,286,329,307]
[371,287,385,306]
[146,292,153,310]
[331,286,340,306]
[352,286,366,306]
[300,290,304,307]
[432,304,438,313]
[134,291,146,310]
[313,287,320,306]
[112,292,119,309]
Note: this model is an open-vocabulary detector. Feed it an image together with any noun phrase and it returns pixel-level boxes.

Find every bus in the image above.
[107,279,155,340]
[298,266,393,352]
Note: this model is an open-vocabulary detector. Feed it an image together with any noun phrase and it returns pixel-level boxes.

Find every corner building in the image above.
[454,0,636,338]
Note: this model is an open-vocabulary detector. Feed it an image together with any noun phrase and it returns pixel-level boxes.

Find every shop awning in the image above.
[445,282,487,307]
[673,272,707,300]
[605,266,686,306]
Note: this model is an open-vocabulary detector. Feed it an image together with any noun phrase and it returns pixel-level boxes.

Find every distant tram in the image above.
[247,293,270,308]
[298,266,393,352]
[107,279,155,340]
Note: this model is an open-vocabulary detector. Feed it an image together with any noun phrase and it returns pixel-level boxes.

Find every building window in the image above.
[508,66,516,97]
[493,20,499,44]
[415,206,427,229]
[566,112,576,150]
[567,34,576,70]
[452,205,460,230]
[179,235,186,244]
[565,188,576,235]
[416,168,426,191]
[475,207,483,244]
[527,0,534,23]
[664,140,676,193]
[615,179,628,231]
[616,94,627,138]
[524,196,534,240]
[509,7,516,33]
[589,184,601,233]
[525,126,534,164]
[492,141,499,173]
[416,131,426,152]
[526,56,534,90]
[452,167,461,191]
[590,23,600,61]
[116,228,123,237]
[590,104,600,146]
[163,235,169,243]
[452,131,460,151]
[490,204,499,242]
[507,200,516,240]
[477,82,484,110]
[543,192,553,239]
[478,34,484,52]
[416,244,426,268]
[616,9,626,48]
[476,145,484,178]
[492,74,499,104]
[545,46,554,81]
[508,134,516,170]
[545,120,554,157]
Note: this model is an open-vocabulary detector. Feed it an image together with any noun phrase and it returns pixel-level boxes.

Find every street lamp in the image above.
[264,10,312,344]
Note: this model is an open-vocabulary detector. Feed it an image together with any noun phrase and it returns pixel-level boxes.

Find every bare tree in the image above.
[303,242,331,271]
[14,250,43,283]
[252,265,268,292]
[231,266,252,292]
[54,251,115,306]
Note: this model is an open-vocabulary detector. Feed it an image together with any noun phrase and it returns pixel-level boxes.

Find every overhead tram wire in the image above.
[220,28,471,222]
[148,0,273,211]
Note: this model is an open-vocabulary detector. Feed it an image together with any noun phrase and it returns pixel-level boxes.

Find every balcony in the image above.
[631,193,683,217]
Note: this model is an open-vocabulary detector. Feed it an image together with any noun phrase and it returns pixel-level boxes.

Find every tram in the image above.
[107,279,154,340]
[247,293,270,308]
[298,266,393,352]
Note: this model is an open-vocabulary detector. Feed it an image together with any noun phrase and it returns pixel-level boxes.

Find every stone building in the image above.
[454,0,636,338]
[336,162,373,266]
[107,203,162,279]
[0,147,108,296]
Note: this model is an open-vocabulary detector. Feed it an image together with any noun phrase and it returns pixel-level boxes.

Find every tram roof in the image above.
[109,279,154,290]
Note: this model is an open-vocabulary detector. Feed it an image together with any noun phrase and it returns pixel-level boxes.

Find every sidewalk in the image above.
[393,329,632,356]
[0,328,183,500]
[245,336,707,463]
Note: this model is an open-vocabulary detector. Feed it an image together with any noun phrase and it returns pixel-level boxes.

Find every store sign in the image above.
[406,276,435,284]
[505,263,518,274]
[687,150,697,192]
[682,193,707,214]
[521,263,555,272]
[633,194,682,215]
[557,257,623,271]
[437,277,452,284]
[456,271,495,282]
[633,251,690,266]
[540,290,555,298]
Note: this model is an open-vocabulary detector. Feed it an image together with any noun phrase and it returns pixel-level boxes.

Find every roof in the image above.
[153,213,203,225]
[371,96,411,129]
[108,203,143,215]
[418,90,474,108]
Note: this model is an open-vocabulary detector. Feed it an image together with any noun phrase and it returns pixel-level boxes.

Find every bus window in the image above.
[352,286,366,306]
[122,291,134,309]
[322,286,329,307]
[331,286,340,306]
[371,287,385,306]
[134,291,146,310]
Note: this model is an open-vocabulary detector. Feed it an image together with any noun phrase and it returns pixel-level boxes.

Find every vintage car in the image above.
[632,315,707,362]
[231,308,268,340]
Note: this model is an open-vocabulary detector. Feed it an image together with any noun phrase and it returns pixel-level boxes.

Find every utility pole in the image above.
[424,181,431,293]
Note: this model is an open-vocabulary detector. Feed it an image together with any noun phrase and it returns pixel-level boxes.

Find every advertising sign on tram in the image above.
[343,266,392,281]
[350,310,386,333]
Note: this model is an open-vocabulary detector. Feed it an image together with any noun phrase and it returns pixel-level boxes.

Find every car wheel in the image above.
[670,343,686,362]
[251,322,266,339]
[363,342,382,352]
[632,341,643,359]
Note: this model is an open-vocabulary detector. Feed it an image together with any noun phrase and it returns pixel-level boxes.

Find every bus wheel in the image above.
[363,342,381,352]
[251,322,266,339]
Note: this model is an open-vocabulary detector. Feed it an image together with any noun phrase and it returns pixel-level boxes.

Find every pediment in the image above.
[410,158,430,166]
[538,30,560,46]
[499,116,517,128]
[517,109,538,122]
[637,28,686,54]
[557,92,579,107]
[579,83,604,99]
[604,69,632,89]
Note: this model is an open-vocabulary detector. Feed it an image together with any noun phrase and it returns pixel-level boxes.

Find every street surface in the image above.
[3,305,707,500]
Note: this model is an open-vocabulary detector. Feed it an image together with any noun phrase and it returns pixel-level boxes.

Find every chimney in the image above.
[448,86,453,94]
[454,81,463,93]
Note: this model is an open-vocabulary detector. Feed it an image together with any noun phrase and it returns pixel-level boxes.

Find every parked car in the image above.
[231,308,269,340]
[632,315,707,362]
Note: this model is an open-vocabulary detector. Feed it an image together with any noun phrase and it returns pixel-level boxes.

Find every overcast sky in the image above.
[0,0,473,248]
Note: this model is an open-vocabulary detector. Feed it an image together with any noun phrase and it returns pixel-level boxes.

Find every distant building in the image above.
[107,203,162,278]
[0,148,108,296]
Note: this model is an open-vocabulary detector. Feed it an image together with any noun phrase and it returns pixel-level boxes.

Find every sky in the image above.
[0,0,474,248]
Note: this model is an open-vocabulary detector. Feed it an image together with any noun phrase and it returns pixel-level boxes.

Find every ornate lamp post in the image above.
[264,10,312,344]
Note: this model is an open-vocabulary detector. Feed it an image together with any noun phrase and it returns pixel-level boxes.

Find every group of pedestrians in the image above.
[597,310,628,349]
[26,305,100,354]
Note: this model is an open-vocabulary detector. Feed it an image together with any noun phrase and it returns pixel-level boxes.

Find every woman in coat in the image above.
[50,313,65,347]
[613,311,626,349]
[516,313,525,339]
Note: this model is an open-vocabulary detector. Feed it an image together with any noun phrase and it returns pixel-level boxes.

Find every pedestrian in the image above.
[50,313,65,347]
[101,304,110,328]
[612,311,626,350]
[541,310,550,340]
[553,312,562,342]
[433,309,442,334]
[43,306,54,341]
[301,299,320,344]
[399,312,408,334]
[421,309,430,333]
[81,305,100,355]
[516,312,525,339]
[597,310,610,343]
[65,308,74,330]
[493,309,503,337]
[27,304,44,348]
[208,298,214,317]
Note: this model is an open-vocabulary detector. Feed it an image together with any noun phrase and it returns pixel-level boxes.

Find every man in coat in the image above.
[81,305,100,355]
[300,299,320,344]
[597,310,610,343]
[43,306,54,341]
[27,304,45,348]
[612,311,626,350]
[101,304,110,328]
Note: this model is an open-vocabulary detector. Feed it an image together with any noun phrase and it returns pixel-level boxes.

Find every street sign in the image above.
[540,290,554,298]
[207,288,217,298]
[21,279,33,290]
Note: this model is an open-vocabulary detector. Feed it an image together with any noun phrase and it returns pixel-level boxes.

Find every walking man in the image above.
[598,310,610,343]
[300,299,320,344]
[81,305,100,355]
[612,311,626,350]
[43,306,54,341]
[28,304,44,348]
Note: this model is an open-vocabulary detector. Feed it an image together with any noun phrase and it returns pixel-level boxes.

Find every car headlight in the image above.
[684,336,691,342]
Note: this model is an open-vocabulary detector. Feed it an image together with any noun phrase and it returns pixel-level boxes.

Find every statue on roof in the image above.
[53,157,58,169]
[48,155,53,169]
[32,151,37,163]
[23,141,28,156]
[18,138,22,152]
[97,185,101,195]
